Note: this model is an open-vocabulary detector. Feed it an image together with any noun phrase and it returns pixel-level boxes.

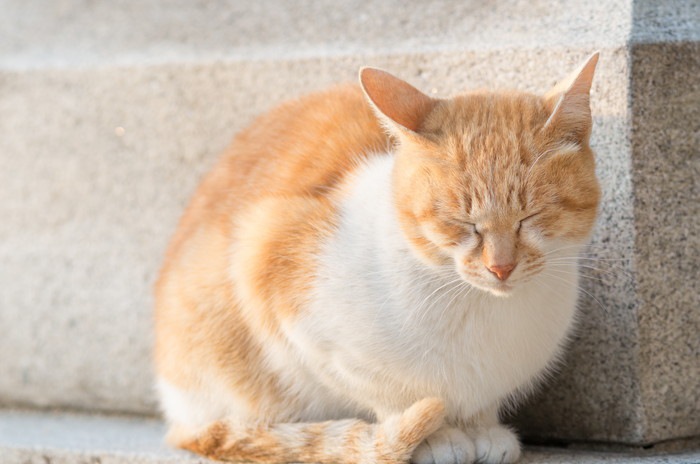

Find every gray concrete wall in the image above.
[0,0,697,447]
[631,40,700,443]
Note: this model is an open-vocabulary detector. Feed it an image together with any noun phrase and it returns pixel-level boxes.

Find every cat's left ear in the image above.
[359,67,437,140]
[543,52,599,143]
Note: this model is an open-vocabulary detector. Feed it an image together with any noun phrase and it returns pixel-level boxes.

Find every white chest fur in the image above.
[282,155,580,422]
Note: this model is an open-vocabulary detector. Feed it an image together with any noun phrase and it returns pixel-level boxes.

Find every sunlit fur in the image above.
[393,91,599,297]
[154,55,600,464]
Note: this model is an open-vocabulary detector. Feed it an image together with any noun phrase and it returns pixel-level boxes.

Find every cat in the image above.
[154,52,601,464]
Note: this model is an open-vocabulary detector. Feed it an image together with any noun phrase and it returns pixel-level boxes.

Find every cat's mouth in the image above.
[457,270,515,297]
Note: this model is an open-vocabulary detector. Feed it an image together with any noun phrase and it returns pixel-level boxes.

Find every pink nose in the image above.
[487,263,516,281]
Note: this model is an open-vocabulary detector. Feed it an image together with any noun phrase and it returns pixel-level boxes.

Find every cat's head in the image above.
[360,54,601,297]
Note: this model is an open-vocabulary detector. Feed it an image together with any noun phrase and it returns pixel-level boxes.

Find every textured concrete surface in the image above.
[2,409,700,464]
[631,0,700,43]
[630,41,700,443]
[0,409,206,464]
[0,0,633,69]
[0,0,697,448]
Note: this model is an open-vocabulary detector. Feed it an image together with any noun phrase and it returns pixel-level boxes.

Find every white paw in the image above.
[411,427,475,464]
[466,425,521,464]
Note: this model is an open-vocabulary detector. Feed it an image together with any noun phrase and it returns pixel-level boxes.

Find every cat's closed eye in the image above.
[465,222,479,235]
[517,212,541,232]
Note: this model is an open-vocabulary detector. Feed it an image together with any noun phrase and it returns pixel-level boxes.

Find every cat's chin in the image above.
[459,275,515,298]
[487,284,515,298]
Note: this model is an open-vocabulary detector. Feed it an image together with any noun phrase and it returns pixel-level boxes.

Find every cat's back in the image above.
[236,83,389,197]
[198,83,386,215]
[161,83,388,270]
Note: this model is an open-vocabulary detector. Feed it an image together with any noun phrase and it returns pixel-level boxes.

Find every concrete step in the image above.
[1,0,698,448]
[2,409,699,464]
[0,0,635,69]
[5,0,696,71]
[0,409,205,463]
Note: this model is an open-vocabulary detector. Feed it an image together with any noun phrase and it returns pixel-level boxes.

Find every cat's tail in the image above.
[174,397,445,464]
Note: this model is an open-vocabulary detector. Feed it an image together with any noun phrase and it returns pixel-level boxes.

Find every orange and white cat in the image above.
[154,53,601,464]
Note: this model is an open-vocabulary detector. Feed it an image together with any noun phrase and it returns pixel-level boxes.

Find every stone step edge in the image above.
[0,41,608,73]
[2,409,700,464]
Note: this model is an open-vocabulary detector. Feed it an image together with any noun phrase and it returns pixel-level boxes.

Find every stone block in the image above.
[2,410,699,464]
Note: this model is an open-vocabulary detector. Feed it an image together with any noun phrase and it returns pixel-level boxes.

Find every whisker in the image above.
[443,281,473,314]
[399,277,463,334]
[547,262,622,277]
[548,255,631,261]
[542,272,609,314]
[540,242,625,258]
[546,260,633,277]
[545,267,607,283]
[428,282,474,352]
[414,278,464,327]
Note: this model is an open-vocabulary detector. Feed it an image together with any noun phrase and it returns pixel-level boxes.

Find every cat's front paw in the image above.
[465,425,520,464]
[411,427,475,464]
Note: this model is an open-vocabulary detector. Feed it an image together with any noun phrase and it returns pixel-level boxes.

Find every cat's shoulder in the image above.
[251,82,388,152]
[217,83,390,197]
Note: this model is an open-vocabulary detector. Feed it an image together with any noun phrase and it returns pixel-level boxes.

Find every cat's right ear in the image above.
[359,67,437,139]
[543,52,599,143]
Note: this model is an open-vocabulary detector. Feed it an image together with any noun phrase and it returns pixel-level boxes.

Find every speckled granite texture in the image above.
[630,40,700,443]
[0,0,697,448]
